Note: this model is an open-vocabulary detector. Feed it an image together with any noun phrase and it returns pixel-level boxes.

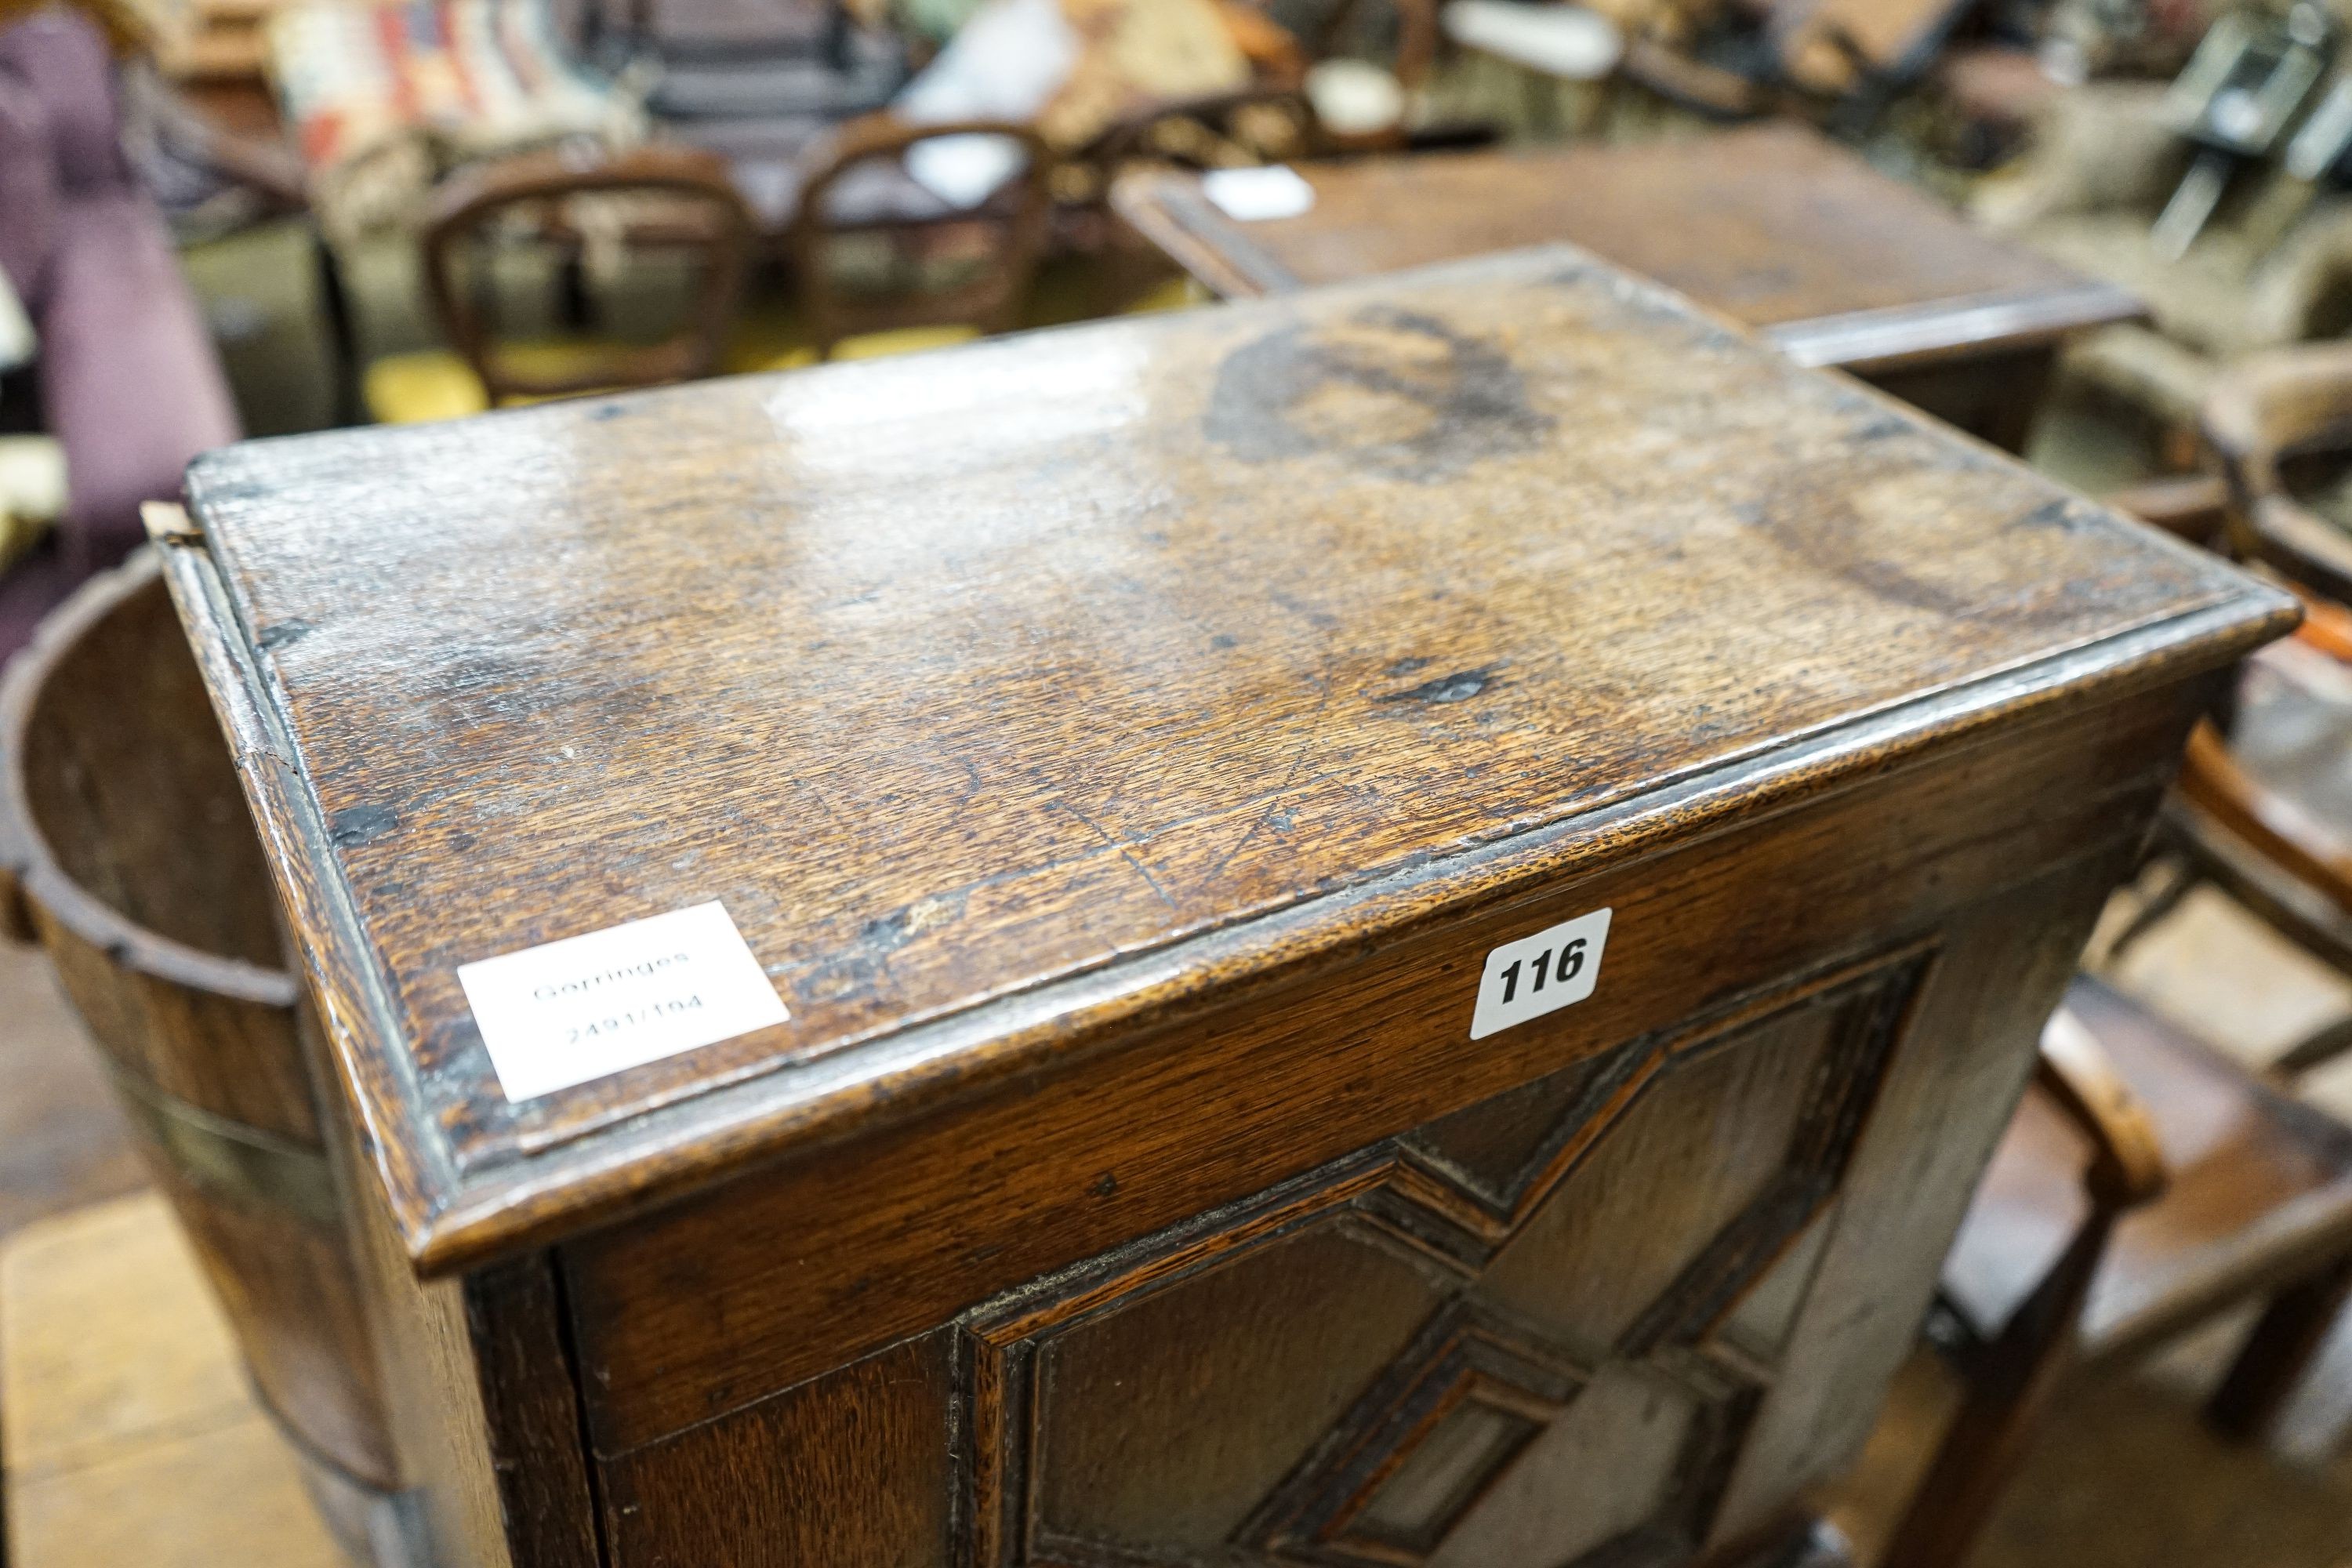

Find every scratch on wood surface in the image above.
[1057,800,1181,914]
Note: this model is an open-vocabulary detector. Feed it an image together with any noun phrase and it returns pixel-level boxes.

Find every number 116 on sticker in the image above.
[1468,908,1612,1040]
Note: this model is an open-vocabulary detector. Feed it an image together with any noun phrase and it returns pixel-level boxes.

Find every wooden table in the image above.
[1114,123,2143,451]
[156,245,2284,1568]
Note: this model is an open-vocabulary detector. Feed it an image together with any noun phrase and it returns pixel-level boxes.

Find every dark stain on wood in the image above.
[329,803,401,850]
[1203,306,1555,482]
[1383,668,1500,706]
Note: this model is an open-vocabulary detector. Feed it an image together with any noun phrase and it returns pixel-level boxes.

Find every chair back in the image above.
[0,551,398,1548]
[785,114,1055,358]
[423,143,757,405]
[1082,88,1318,184]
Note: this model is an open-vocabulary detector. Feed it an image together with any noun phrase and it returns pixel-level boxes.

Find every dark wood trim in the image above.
[1110,172,1306,299]
[952,949,1929,1568]
[1766,281,2146,376]
[151,520,465,1246]
[463,1256,608,1568]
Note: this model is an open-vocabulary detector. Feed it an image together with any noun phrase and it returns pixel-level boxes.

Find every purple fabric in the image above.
[35,193,238,567]
[0,535,78,666]
[0,82,56,302]
[0,6,236,661]
[0,9,125,191]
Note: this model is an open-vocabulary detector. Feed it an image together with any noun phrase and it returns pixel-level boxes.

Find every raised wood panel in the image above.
[590,951,1931,1567]
[954,952,1921,1568]
[1706,855,2132,1547]
[564,682,2206,1454]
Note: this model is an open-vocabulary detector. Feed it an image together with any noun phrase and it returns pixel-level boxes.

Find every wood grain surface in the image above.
[1111,124,2140,375]
[169,244,2285,1274]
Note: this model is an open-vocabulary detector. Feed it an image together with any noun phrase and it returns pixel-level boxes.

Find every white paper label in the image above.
[1468,908,1611,1041]
[1201,165,1316,222]
[458,902,789,1102]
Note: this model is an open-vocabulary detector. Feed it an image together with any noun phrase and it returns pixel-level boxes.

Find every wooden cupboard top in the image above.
[165,246,2288,1272]
[1113,124,2143,372]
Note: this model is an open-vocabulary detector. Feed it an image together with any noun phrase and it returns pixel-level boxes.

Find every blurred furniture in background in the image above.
[1894,967,2352,1568]
[2205,337,2352,607]
[118,0,286,87]
[1889,347,2352,1568]
[0,550,397,1559]
[1437,0,1622,138]
[364,143,754,421]
[267,0,648,415]
[1249,0,1438,147]
[269,0,644,243]
[1114,121,2143,450]
[2118,343,2352,1002]
[1620,0,1986,132]
[1979,72,2352,472]
[600,0,903,122]
[0,6,238,661]
[633,0,904,237]
[775,112,1053,360]
[116,64,309,240]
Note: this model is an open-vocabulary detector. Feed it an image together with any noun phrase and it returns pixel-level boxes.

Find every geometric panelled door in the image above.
[956,946,1931,1566]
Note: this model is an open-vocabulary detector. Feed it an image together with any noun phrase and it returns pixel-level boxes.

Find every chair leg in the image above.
[1879,1214,2114,1568]
[2096,855,2199,968]
[2205,1255,2352,1443]
[2271,1016,2352,1083]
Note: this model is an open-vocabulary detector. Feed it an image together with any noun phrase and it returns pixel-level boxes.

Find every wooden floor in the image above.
[0,944,138,1240]
[6,884,2352,1567]
[0,1193,345,1568]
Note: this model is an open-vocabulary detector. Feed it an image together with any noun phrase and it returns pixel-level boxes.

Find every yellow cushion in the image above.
[830,325,982,361]
[729,324,985,376]
[376,325,993,423]
[365,343,666,425]
[364,351,490,426]
[1123,277,1207,316]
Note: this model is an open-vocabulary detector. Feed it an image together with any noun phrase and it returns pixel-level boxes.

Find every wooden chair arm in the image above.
[2034,1004,2168,1211]
[2286,585,2352,663]
[421,144,755,404]
[2178,717,2352,927]
[2106,473,2228,546]
[132,72,311,208]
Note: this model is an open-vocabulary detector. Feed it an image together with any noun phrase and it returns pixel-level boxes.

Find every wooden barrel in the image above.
[0,551,397,1541]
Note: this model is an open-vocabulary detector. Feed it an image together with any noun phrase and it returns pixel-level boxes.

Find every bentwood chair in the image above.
[771,114,1055,363]
[365,143,757,423]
